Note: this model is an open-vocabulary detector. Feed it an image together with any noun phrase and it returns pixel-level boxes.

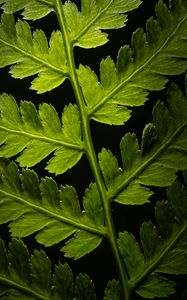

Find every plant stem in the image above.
[83,120,131,300]
[54,1,131,298]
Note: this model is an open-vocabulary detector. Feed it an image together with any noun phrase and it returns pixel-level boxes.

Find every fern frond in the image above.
[118,174,187,298]
[62,0,141,48]
[0,13,67,93]
[104,279,123,300]
[98,84,187,205]
[0,94,84,174]
[0,159,105,258]
[0,237,97,299]
[0,0,54,20]
[78,0,187,125]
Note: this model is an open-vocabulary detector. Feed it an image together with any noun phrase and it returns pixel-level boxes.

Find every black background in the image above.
[0,0,187,299]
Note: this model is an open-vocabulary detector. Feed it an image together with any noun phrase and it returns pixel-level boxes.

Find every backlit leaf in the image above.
[118,177,187,298]
[78,0,187,124]
[0,0,54,20]
[63,0,141,48]
[62,231,102,259]
[0,94,83,175]
[106,84,187,206]
[0,159,105,259]
[0,237,95,299]
[0,14,67,93]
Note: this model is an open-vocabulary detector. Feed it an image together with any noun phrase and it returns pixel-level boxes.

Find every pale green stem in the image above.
[54,0,131,298]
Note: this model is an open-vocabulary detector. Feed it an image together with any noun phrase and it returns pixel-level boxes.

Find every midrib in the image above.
[0,37,67,75]
[108,120,187,201]
[0,189,105,236]
[73,0,113,42]
[0,125,82,151]
[0,275,50,299]
[90,13,187,114]
[129,222,187,288]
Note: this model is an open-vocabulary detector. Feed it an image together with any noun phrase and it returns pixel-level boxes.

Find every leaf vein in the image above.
[90,13,187,115]
[73,0,113,43]
[0,37,68,76]
[108,120,187,201]
[0,125,83,151]
[129,223,187,289]
[0,189,105,236]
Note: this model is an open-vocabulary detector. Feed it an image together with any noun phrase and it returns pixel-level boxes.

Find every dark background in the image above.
[0,0,187,299]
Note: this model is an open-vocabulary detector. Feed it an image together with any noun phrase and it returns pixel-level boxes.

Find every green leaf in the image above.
[0,285,8,298]
[36,222,75,247]
[83,182,104,226]
[138,163,176,186]
[118,177,187,298]
[105,84,187,205]
[120,132,141,172]
[157,250,187,275]
[0,238,49,299]
[98,148,121,188]
[140,221,162,260]
[40,176,60,208]
[30,250,52,295]
[78,63,131,125]
[52,263,74,300]
[118,231,144,278]
[167,180,187,222]
[63,0,141,48]
[136,275,175,299]
[0,14,67,93]
[62,231,102,259]
[0,237,95,299]
[104,279,123,300]
[92,102,130,125]
[59,185,81,219]
[114,181,153,205]
[158,181,187,271]
[8,238,30,285]
[75,273,96,300]
[78,0,187,124]
[0,239,7,276]
[10,213,54,237]
[155,200,174,238]
[0,94,83,174]
[98,147,153,205]
[176,232,187,254]
[153,86,187,170]
[46,148,83,175]
[1,290,36,299]
[0,159,105,259]
[140,123,158,155]
[0,0,54,20]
